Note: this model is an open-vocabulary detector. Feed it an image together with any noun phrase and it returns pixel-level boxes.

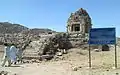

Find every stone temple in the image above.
[67,8,92,34]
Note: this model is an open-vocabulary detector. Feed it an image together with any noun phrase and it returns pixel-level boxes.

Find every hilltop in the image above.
[0,22,55,34]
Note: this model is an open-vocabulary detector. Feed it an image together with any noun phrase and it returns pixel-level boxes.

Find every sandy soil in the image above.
[0,47,120,75]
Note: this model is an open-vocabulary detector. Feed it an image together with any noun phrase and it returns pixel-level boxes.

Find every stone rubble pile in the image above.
[0,71,9,75]
[22,31,91,62]
[22,33,72,61]
[68,33,88,48]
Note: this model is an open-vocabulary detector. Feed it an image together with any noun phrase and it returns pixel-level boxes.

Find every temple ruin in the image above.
[67,8,92,34]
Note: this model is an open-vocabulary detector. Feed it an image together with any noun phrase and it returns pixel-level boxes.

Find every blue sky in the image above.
[0,0,120,36]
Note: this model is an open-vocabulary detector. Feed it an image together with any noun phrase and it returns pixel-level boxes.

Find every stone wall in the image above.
[68,32,88,48]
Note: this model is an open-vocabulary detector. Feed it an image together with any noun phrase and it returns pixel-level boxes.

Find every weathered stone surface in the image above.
[22,32,73,60]
[67,8,92,34]
[65,8,91,48]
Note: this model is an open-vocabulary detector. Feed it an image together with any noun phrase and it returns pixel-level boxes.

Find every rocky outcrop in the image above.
[22,31,90,61]
[0,22,28,34]
[22,33,57,60]
[0,22,56,49]
[22,33,72,60]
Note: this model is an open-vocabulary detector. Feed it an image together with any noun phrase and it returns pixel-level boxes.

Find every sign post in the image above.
[89,28,116,68]
[88,44,91,68]
[115,44,117,68]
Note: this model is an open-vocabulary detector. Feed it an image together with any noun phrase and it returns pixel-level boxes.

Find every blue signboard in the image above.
[89,28,116,45]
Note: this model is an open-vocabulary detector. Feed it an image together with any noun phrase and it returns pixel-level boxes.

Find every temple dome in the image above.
[67,8,92,33]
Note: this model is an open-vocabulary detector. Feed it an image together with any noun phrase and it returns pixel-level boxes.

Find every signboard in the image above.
[89,28,116,45]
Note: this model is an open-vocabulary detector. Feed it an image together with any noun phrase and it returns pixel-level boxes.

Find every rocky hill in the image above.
[0,22,56,49]
[0,22,29,33]
[0,22,55,34]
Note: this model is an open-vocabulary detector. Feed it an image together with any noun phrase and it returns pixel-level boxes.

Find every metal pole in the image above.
[115,44,117,68]
[89,44,91,68]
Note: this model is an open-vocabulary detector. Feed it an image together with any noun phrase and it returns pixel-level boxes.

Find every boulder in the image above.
[94,49,101,52]
[102,45,109,51]
[56,52,63,56]
[40,55,54,61]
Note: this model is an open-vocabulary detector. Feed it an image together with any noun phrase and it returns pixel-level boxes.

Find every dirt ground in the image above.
[0,47,120,75]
